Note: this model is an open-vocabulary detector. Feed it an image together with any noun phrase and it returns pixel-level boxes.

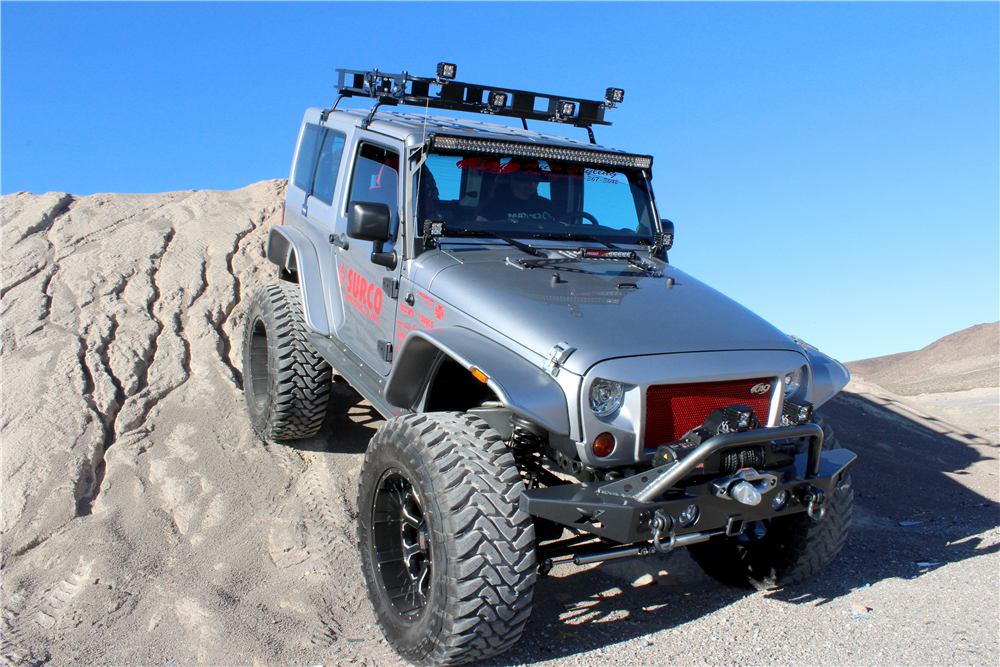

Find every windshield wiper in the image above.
[432,227,544,257]
[532,232,620,250]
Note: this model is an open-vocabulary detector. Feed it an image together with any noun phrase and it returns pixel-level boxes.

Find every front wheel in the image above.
[357,413,536,666]
[686,418,853,590]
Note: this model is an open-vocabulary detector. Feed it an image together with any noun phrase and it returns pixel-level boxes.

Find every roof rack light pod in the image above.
[430,136,653,169]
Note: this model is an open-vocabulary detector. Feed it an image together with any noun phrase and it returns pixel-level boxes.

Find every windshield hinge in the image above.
[545,342,576,378]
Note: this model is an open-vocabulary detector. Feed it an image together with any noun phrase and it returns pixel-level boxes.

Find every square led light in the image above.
[558,101,576,118]
[488,91,508,107]
[436,62,457,80]
[606,88,625,104]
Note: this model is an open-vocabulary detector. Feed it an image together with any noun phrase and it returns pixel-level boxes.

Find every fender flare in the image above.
[265,226,330,336]
[385,327,571,437]
[803,343,851,408]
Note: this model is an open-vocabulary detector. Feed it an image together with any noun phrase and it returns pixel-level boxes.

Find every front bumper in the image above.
[521,423,856,545]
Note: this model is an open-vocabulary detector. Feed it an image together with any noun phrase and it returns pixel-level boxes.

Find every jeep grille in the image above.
[644,378,774,449]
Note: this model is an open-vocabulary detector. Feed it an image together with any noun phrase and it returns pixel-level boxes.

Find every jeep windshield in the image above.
[415,152,657,246]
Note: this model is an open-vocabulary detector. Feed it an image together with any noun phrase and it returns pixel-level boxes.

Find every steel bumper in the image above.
[521,424,856,545]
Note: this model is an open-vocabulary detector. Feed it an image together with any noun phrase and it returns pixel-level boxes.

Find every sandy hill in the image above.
[846,321,1000,396]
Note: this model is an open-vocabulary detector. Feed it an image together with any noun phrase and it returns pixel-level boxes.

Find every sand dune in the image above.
[2,182,399,666]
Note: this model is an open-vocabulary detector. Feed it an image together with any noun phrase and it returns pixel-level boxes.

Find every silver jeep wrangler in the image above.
[242,64,855,666]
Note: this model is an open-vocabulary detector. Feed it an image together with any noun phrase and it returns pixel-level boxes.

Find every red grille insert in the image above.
[645,378,774,449]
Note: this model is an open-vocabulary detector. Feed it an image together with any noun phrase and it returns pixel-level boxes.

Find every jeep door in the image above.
[332,136,402,376]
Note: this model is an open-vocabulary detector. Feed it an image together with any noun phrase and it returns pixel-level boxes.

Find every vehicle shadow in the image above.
[484,388,1000,665]
[273,377,379,456]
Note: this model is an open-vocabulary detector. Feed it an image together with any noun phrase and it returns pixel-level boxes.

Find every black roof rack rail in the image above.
[334,65,623,134]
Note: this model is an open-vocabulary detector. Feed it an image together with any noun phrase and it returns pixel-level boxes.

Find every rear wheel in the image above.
[357,413,536,666]
[687,417,853,590]
[241,284,331,441]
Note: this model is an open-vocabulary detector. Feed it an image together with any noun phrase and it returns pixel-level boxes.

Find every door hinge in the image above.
[378,339,394,362]
[382,278,399,300]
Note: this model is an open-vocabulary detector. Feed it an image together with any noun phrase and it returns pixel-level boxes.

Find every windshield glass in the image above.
[415,152,656,245]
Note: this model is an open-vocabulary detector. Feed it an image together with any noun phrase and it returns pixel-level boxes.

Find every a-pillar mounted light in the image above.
[605,88,625,107]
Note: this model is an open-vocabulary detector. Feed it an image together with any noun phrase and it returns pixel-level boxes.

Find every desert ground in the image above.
[2,183,997,666]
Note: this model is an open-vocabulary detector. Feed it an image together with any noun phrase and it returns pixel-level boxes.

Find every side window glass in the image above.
[292,124,323,193]
[348,144,399,230]
[311,130,346,206]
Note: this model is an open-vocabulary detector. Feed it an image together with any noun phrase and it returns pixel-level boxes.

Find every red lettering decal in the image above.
[372,288,383,314]
[456,157,489,170]
[400,304,414,318]
[396,320,412,331]
[396,329,406,342]
[419,315,434,329]
[366,283,376,310]
[434,303,445,320]
[419,292,435,307]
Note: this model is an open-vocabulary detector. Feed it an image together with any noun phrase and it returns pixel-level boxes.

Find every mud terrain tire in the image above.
[357,412,536,666]
[242,284,331,441]
[686,418,853,590]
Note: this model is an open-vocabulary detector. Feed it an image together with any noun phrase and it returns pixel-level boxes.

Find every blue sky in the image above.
[3,1,998,363]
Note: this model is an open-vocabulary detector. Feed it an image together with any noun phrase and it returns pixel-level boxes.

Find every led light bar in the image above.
[431,135,653,169]
[583,249,636,260]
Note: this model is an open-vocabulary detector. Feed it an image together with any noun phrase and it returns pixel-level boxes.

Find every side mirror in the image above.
[347,201,397,269]
[347,201,391,242]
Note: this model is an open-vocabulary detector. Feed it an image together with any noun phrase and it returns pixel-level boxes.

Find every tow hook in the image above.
[711,469,778,507]
[652,510,676,553]
[803,487,827,522]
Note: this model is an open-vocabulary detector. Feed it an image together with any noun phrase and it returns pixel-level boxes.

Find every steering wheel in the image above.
[556,211,599,225]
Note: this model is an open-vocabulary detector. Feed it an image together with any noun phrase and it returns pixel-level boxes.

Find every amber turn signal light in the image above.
[470,367,489,384]
[592,432,615,458]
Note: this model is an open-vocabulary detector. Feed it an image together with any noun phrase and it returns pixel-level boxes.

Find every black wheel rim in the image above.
[371,470,432,619]
[248,316,269,410]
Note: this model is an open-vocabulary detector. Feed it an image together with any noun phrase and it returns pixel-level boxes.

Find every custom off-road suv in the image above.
[242,64,856,666]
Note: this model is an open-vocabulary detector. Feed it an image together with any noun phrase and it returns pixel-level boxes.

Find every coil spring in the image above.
[508,417,546,487]
[510,419,542,460]
[720,446,765,474]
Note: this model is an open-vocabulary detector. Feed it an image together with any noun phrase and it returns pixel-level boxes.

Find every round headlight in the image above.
[784,367,805,397]
[589,378,624,417]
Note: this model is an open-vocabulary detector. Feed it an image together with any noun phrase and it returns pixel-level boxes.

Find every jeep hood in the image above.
[426,253,802,375]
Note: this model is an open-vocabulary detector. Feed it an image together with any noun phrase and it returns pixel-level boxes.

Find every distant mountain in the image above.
[846,322,999,395]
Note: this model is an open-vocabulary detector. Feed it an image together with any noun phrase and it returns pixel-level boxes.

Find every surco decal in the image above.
[341,265,382,324]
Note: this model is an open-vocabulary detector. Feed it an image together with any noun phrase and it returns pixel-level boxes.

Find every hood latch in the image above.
[545,342,576,378]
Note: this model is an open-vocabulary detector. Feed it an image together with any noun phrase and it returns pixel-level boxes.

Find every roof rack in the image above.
[334,64,624,140]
